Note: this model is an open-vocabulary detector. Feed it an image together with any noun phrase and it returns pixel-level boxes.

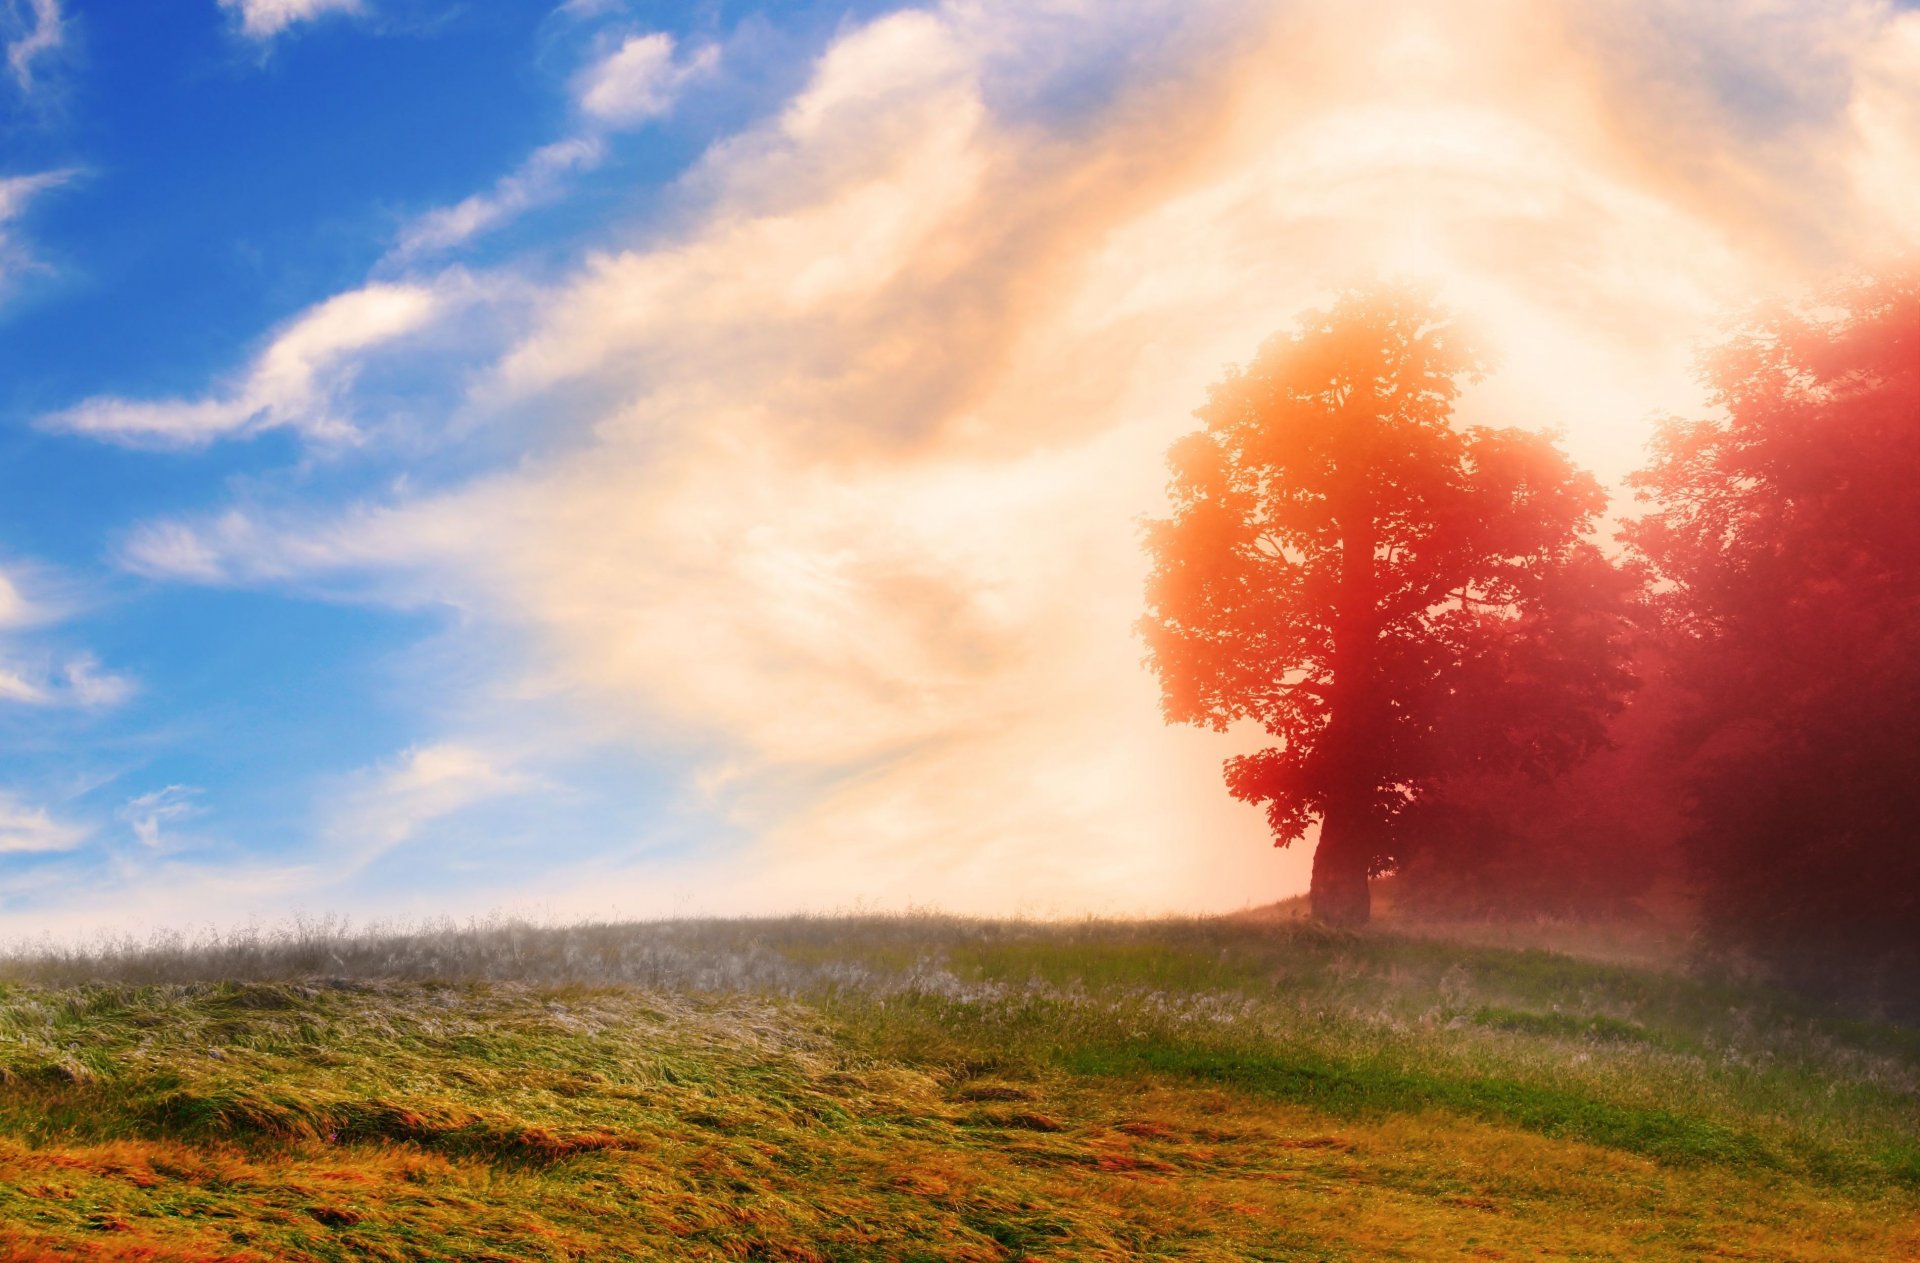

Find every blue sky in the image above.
[0,0,1915,936]
[0,0,811,927]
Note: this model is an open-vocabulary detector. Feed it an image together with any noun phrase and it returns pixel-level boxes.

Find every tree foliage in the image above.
[1143,288,1634,925]
[1627,268,1920,1005]
[1391,653,1686,920]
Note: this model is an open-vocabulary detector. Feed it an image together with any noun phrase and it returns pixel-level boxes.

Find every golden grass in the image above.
[0,1075,1911,1261]
[0,918,1910,1260]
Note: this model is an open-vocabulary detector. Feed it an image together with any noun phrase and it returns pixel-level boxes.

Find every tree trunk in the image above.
[1310,804,1372,927]
[1314,403,1379,928]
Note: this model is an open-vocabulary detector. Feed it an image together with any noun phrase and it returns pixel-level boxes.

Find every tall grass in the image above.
[0,914,1912,1259]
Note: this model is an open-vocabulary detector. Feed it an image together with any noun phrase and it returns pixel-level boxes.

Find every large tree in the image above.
[1142,288,1633,926]
[1626,268,1920,1006]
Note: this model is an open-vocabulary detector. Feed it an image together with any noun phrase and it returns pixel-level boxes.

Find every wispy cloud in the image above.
[0,565,40,630]
[0,168,73,294]
[389,26,720,261]
[46,279,458,447]
[0,563,135,709]
[0,745,534,938]
[0,169,67,218]
[219,0,360,42]
[61,653,134,707]
[0,792,87,855]
[0,666,44,704]
[330,743,532,864]
[553,0,624,20]
[392,137,605,260]
[119,785,202,851]
[0,653,133,708]
[5,0,62,94]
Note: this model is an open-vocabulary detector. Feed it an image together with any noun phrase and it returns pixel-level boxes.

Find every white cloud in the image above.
[219,0,360,41]
[5,0,62,93]
[778,10,965,141]
[392,137,606,260]
[47,280,455,447]
[0,792,87,855]
[499,17,986,393]
[574,30,717,125]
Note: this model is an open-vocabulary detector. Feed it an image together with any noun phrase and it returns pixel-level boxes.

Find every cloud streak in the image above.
[0,168,73,294]
[389,27,721,262]
[328,743,533,866]
[5,0,62,93]
[0,562,135,709]
[219,0,360,41]
[46,279,458,447]
[0,654,132,708]
[392,138,606,260]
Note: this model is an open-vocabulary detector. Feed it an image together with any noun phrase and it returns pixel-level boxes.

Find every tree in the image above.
[1390,651,1686,921]
[1626,268,1920,1007]
[1142,288,1634,927]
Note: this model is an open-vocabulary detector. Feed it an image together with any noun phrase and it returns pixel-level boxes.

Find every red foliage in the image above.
[1142,287,1635,924]
[1391,653,1687,919]
[1628,267,1920,1006]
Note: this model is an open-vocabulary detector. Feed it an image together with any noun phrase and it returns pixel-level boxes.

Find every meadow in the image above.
[0,911,1912,1261]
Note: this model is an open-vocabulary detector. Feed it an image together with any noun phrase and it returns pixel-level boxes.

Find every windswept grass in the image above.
[0,915,1912,1259]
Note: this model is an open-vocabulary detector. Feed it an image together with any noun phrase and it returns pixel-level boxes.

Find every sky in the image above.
[0,0,1915,938]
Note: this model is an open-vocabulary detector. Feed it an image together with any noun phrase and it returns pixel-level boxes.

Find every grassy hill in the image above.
[0,914,1913,1261]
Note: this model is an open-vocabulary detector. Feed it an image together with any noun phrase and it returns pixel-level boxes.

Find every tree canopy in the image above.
[1627,268,1920,1005]
[1142,288,1633,926]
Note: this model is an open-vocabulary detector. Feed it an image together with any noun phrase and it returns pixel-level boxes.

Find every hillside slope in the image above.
[0,917,1913,1261]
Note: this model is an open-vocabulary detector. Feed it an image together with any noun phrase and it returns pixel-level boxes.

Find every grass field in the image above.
[0,914,1913,1260]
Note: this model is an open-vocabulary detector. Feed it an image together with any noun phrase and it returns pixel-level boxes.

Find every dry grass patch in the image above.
[0,917,1911,1259]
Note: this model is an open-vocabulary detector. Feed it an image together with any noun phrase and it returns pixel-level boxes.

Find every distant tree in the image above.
[1142,288,1635,927]
[1627,268,1920,1006]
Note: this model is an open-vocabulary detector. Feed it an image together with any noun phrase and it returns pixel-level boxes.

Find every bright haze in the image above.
[0,0,1915,935]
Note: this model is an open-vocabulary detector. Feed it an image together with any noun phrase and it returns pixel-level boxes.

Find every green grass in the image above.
[0,915,1912,1259]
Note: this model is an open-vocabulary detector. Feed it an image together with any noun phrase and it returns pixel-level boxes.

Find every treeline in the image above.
[1143,269,1920,1015]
